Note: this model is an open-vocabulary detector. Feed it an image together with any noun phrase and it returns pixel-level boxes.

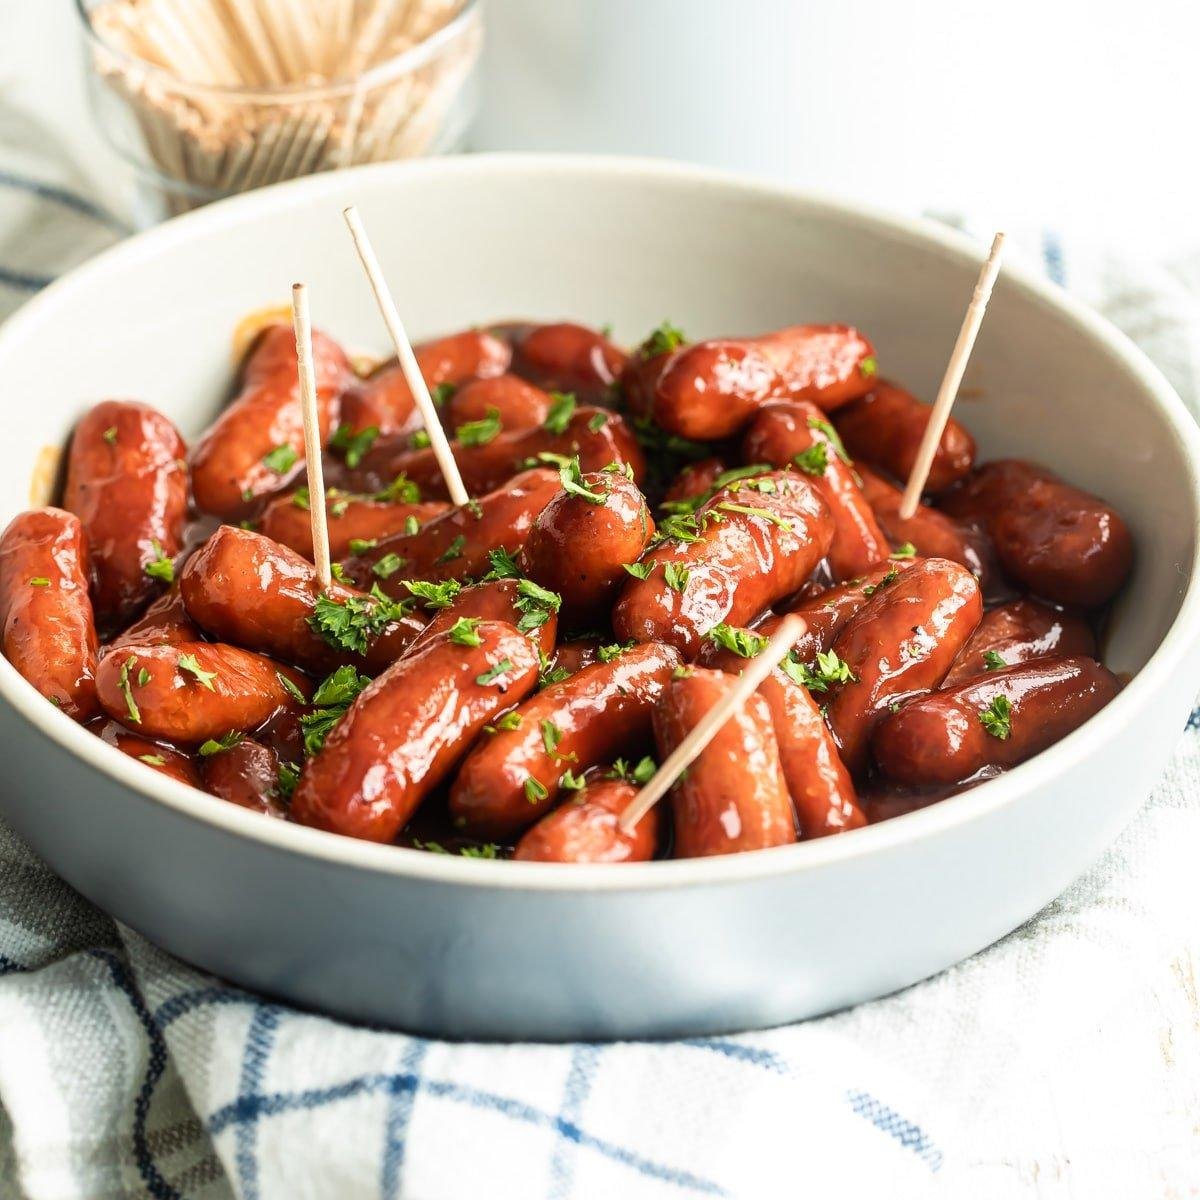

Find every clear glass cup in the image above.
[75,0,482,219]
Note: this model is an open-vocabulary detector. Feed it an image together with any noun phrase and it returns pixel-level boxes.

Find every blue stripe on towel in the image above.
[207,1071,727,1196]
[0,168,129,233]
[846,1088,943,1171]
[0,265,53,292]
[1042,229,1067,287]
[234,1006,282,1200]
[380,1039,428,1199]
[548,1044,602,1199]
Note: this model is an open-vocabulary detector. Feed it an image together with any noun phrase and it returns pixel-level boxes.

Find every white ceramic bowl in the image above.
[1,156,1197,1040]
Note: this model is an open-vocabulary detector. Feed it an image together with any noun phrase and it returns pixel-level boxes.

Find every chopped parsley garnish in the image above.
[138,754,166,767]
[371,552,405,579]
[707,623,768,659]
[241,487,256,503]
[300,666,371,755]
[543,392,577,434]
[177,652,218,691]
[862,568,899,597]
[622,561,656,580]
[891,543,917,559]
[330,563,349,583]
[603,459,634,479]
[476,658,515,687]
[559,768,586,791]
[524,777,548,803]
[117,655,141,724]
[714,463,772,491]
[806,417,852,464]
[198,731,244,757]
[663,562,690,593]
[102,426,118,445]
[375,473,421,504]
[137,668,150,686]
[979,694,1012,739]
[537,647,571,688]
[401,579,462,610]
[404,516,420,536]
[409,429,431,450]
[782,649,856,693]
[348,538,377,555]
[309,588,405,654]
[640,320,687,359]
[466,499,484,520]
[982,650,1007,672]
[860,355,878,377]
[276,760,300,799]
[793,443,829,477]
[482,547,521,580]
[144,539,174,584]
[654,512,704,544]
[606,755,657,785]
[596,641,633,663]
[262,444,298,474]
[291,488,311,511]
[540,719,564,756]
[277,671,307,704]
[447,617,483,647]
[559,457,607,505]
[430,382,457,407]
[330,424,379,469]
[455,408,502,447]
[28,577,50,587]
[514,578,562,633]
[587,412,609,433]
[717,501,792,531]
[484,710,523,734]
[434,534,466,565]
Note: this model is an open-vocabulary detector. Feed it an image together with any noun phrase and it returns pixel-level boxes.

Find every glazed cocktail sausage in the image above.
[95,639,309,744]
[258,489,447,561]
[942,598,1096,687]
[872,656,1120,785]
[825,557,983,774]
[856,464,989,581]
[449,641,682,839]
[292,622,539,843]
[350,407,645,498]
[190,322,351,519]
[0,508,98,719]
[661,458,728,509]
[337,328,512,437]
[92,718,201,787]
[701,634,865,838]
[202,738,285,817]
[107,586,199,651]
[613,471,833,657]
[549,637,603,677]
[622,324,876,439]
[653,667,796,857]
[834,381,975,493]
[505,321,628,404]
[181,526,424,673]
[63,400,188,627]
[518,468,654,626]
[346,468,562,590]
[405,578,558,657]
[445,375,556,430]
[742,399,890,580]
[939,460,1134,607]
[512,779,661,863]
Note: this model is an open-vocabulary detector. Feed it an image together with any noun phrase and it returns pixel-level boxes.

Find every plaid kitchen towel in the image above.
[3,134,1200,1200]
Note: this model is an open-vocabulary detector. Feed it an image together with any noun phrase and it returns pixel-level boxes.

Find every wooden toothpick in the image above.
[341,205,470,506]
[899,232,1006,519]
[618,614,809,833]
[291,282,333,589]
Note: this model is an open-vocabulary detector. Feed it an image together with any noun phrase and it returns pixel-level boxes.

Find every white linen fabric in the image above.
[1,141,1199,1199]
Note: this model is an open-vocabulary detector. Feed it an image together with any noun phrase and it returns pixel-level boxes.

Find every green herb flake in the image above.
[348,538,377,556]
[543,392,577,435]
[559,768,587,792]
[524,777,548,804]
[198,731,244,757]
[455,408,503,447]
[793,443,829,477]
[409,429,431,450]
[862,567,899,597]
[144,539,174,584]
[300,666,372,755]
[117,655,141,724]
[484,710,524,734]
[663,562,690,593]
[403,516,420,536]
[448,617,483,647]
[308,589,405,654]
[782,648,857,693]
[102,426,118,445]
[263,443,298,474]
[430,382,457,407]
[330,424,380,469]
[476,658,515,687]
[372,552,405,579]
[982,650,1007,672]
[401,579,462,610]
[891,542,917,559]
[136,668,150,687]
[596,641,633,664]
[276,760,300,799]
[482,547,521,581]
[587,412,609,433]
[806,417,852,464]
[291,488,311,511]
[434,534,466,565]
[177,652,218,691]
[559,457,607,506]
[28,577,50,587]
[860,355,878,378]
[375,473,421,504]
[640,320,687,360]
[514,578,562,633]
[138,754,166,767]
[717,501,793,531]
[979,694,1012,739]
[707,623,768,659]
[277,671,307,704]
[622,561,656,580]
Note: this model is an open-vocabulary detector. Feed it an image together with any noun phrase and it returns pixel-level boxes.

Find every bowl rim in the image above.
[2,151,1199,894]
